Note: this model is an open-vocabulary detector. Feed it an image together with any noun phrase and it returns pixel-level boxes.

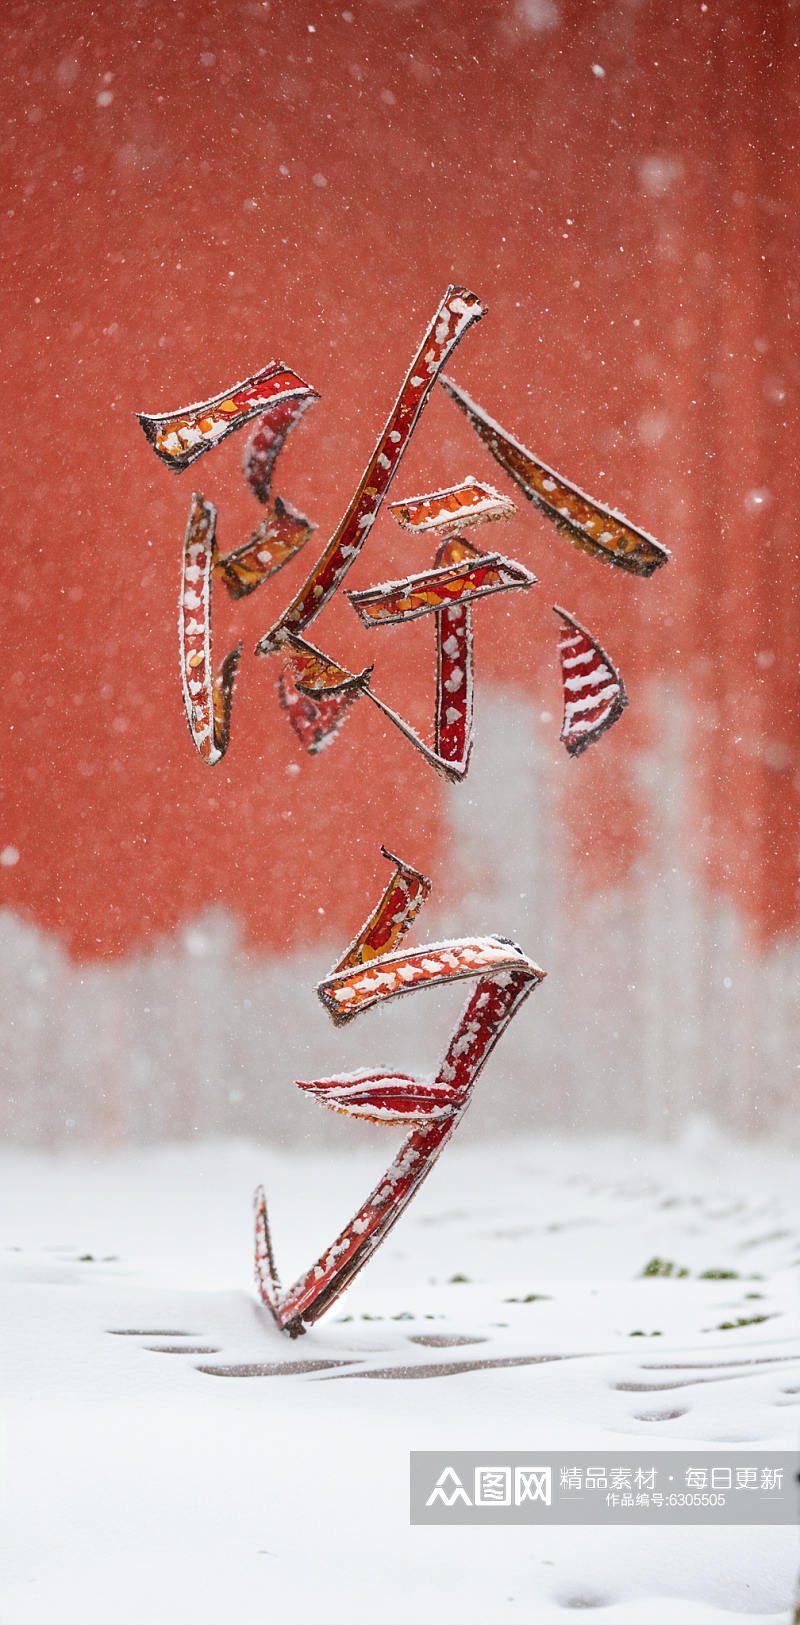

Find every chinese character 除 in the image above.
[586,1466,607,1489]
[560,1467,582,1492]
[474,1467,511,1506]
[711,1468,731,1490]
[609,1468,633,1491]
[761,1469,783,1491]
[516,1468,551,1507]
[685,1468,707,1489]
[736,1469,758,1490]
[635,1468,656,1491]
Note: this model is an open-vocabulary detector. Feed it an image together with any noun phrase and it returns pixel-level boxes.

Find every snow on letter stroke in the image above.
[254,848,545,1336]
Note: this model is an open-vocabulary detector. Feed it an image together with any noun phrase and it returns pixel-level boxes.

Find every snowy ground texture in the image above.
[1,1130,799,1624]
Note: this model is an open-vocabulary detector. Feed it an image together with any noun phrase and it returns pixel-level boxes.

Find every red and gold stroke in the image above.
[388,476,515,537]
[349,537,534,782]
[554,604,628,755]
[254,926,545,1334]
[346,547,536,626]
[253,285,487,657]
[213,497,315,601]
[364,679,473,783]
[278,632,373,756]
[180,494,241,765]
[282,632,373,698]
[333,845,432,971]
[440,375,669,577]
[273,605,476,778]
[138,362,318,473]
[316,933,534,1025]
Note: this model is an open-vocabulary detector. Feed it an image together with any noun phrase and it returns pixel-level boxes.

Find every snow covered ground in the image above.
[1,1130,798,1623]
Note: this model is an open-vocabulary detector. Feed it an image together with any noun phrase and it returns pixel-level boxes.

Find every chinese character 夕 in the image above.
[474,1467,511,1507]
[736,1469,758,1490]
[515,1468,551,1507]
[560,1467,582,1492]
[254,856,546,1335]
[586,1466,607,1489]
[761,1469,783,1491]
[685,1468,708,1489]
[635,1468,656,1491]
[609,1468,633,1491]
[711,1468,731,1490]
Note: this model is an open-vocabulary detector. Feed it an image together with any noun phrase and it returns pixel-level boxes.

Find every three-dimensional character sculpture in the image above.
[133,286,674,1339]
[141,286,661,772]
[254,848,545,1336]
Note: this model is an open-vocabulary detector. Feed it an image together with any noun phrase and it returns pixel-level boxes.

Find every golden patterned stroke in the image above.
[440,375,669,577]
[282,633,373,697]
[347,548,536,627]
[213,498,314,601]
[317,935,541,1025]
[388,477,515,537]
[334,846,432,970]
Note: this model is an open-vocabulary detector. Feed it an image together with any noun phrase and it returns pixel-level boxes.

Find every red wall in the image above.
[2,0,798,960]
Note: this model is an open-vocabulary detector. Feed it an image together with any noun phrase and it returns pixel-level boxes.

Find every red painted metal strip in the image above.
[254,286,486,656]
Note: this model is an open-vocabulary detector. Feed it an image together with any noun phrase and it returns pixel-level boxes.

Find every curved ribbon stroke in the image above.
[335,844,431,967]
[175,377,318,763]
[346,542,534,627]
[138,362,318,472]
[387,476,515,538]
[243,394,318,504]
[362,608,476,783]
[254,850,545,1336]
[180,495,317,765]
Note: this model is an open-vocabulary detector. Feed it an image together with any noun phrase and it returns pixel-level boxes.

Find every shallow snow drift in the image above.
[1,1131,798,1624]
